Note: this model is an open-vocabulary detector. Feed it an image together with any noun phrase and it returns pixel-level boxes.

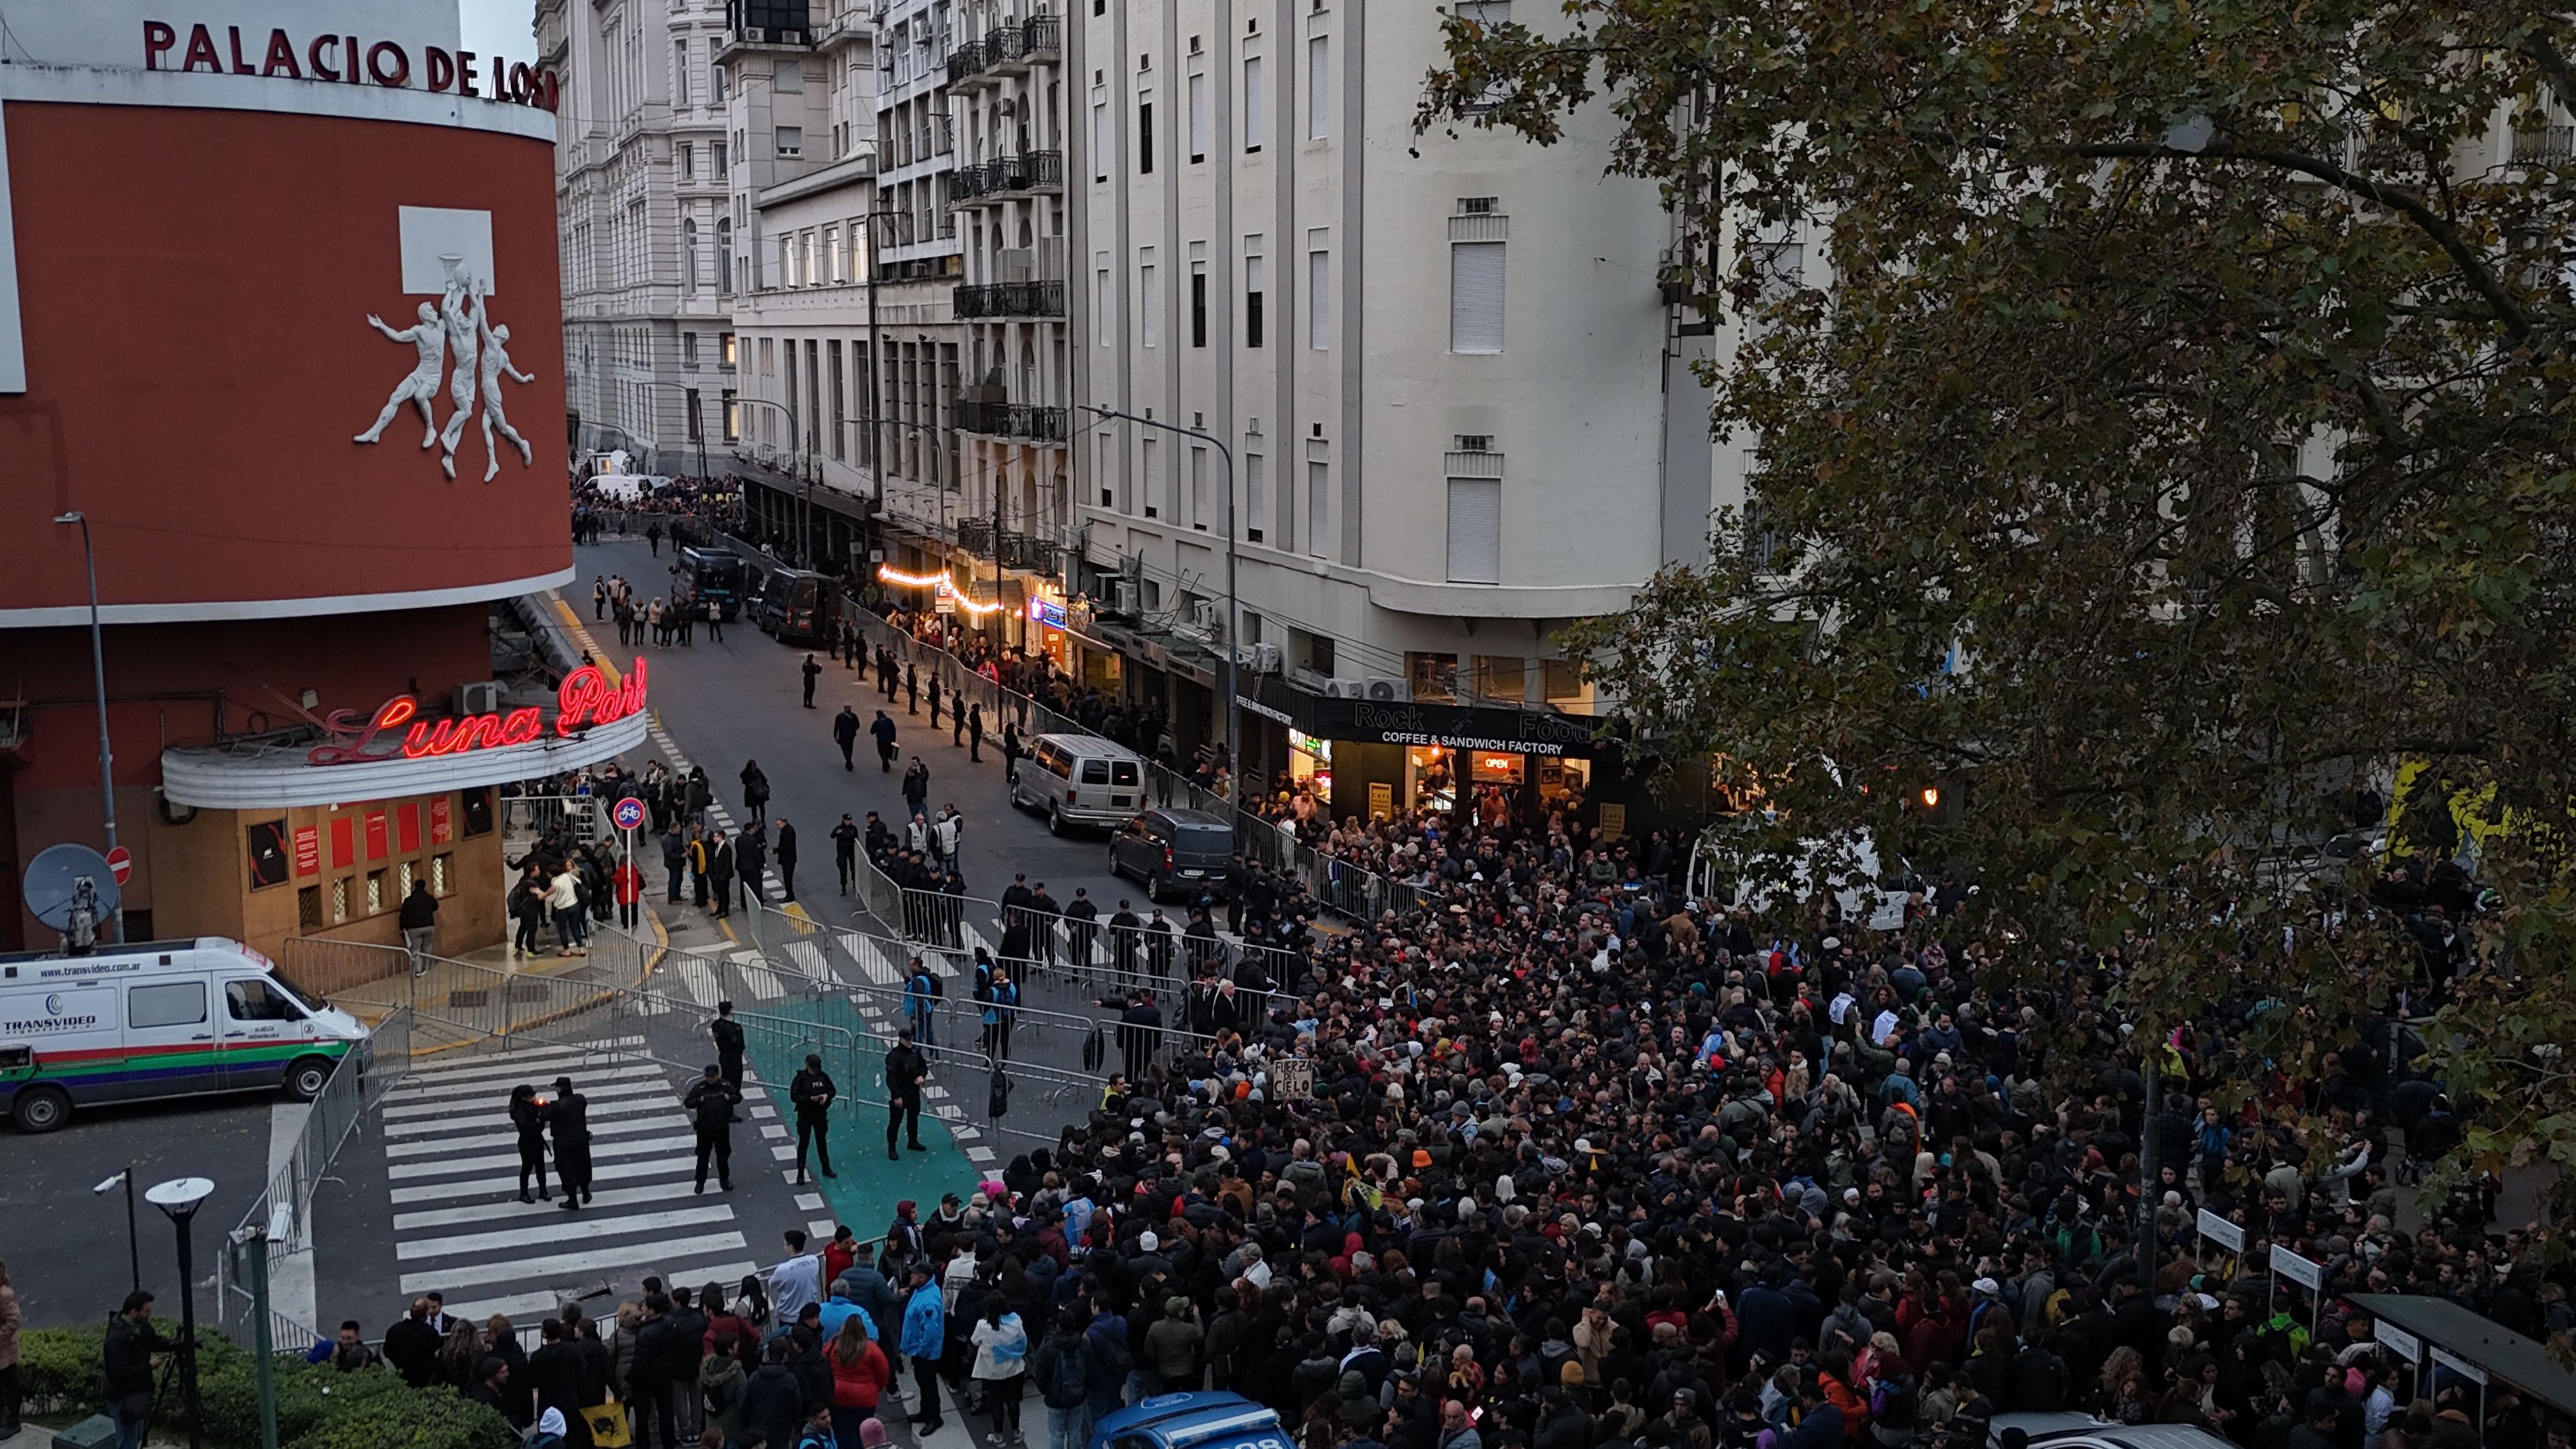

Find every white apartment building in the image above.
[1068,0,1724,818]
[540,0,737,466]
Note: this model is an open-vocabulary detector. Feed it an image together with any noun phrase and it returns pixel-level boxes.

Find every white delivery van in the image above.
[0,937,371,1133]
[1009,733,1147,834]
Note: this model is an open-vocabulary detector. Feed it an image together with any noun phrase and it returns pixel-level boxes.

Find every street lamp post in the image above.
[95,1168,141,1296]
[1079,406,1239,806]
[146,1177,215,1449]
[54,511,119,940]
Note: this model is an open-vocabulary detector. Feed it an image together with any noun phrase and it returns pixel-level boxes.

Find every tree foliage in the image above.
[1421,0,2576,1213]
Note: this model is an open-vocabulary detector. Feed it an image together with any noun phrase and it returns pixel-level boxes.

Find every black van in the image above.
[1109,808,1236,902]
[754,569,843,644]
[676,547,751,620]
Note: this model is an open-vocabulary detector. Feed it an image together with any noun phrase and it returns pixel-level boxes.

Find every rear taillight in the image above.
[1066,790,1078,804]
[1163,846,1175,870]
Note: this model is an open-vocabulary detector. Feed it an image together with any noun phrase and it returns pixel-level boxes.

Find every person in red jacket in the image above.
[824,1226,861,1292]
[1817,1349,1871,1441]
[611,857,644,930]
[826,1315,891,1447]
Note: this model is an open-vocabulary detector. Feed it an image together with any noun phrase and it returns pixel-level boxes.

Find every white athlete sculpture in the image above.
[354,302,448,448]
[434,269,484,479]
[477,296,537,483]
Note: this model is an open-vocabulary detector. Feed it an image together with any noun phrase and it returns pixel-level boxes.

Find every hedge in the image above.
[17,1328,518,1449]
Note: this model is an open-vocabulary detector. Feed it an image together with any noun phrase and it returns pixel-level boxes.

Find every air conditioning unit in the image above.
[455,680,504,715]
[744,26,769,41]
[1324,677,1372,700]
[1241,642,1282,674]
[1189,599,1221,633]
[1112,579,1139,615]
[1362,675,1411,702]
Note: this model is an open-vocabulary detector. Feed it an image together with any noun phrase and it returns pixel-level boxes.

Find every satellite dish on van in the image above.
[24,842,121,933]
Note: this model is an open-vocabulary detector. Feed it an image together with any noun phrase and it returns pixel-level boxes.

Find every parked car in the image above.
[1987,1412,2236,1449]
[1110,808,1235,903]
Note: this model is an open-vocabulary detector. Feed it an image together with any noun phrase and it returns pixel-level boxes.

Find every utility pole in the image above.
[54,512,119,940]
[1080,406,1239,805]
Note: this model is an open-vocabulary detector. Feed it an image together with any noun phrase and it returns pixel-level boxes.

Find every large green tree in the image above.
[1420,0,2576,1216]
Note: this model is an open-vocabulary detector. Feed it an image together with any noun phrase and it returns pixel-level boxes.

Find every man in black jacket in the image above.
[885,1029,928,1160]
[527,1318,598,1449]
[831,814,860,895]
[631,1293,686,1449]
[832,705,862,770]
[381,1296,442,1387]
[104,1291,170,1449]
[685,1066,740,1193]
[773,818,799,902]
[710,1002,747,1092]
[546,1077,594,1209]
[790,1053,838,1183]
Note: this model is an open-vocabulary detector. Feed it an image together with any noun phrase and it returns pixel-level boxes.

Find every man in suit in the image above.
[546,1076,594,1209]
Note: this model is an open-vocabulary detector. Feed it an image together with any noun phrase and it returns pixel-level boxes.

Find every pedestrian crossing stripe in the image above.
[394,1179,712,1230]
[386,1131,681,1181]
[392,1038,648,1087]
[783,939,832,988]
[834,932,907,985]
[385,1153,700,1206]
[397,1227,749,1292]
[381,1075,668,1124]
[382,1063,665,1110]
[384,1113,689,1159]
[726,949,791,1002]
[396,1204,740,1262]
[439,1260,757,1327]
[383,1092,680,1140]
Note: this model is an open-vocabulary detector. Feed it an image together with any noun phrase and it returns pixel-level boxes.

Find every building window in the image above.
[1472,656,1526,700]
[1191,445,1209,530]
[1306,230,1330,349]
[330,878,349,923]
[397,860,415,899]
[778,126,802,157]
[684,332,699,365]
[1097,429,1116,507]
[1446,477,1502,583]
[1245,452,1265,542]
[1092,99,1107,181]
[714,62,728,102]
[1451,240,1505,353]
[1138,98,1155,174]
[432,854,452,896]
[723,388,740,440]
[1142,437,1160,518]
[1188,71,1207,161]
[1409,652,1460,700]
[1243,54,1264,151]
[714,138,729,174]
[680,141,695,179]
[682,219,700,294]
[1096,252,1112,346]
[717,217,734,291]
[1190,262,1208,347]
[774,57,804,91]
[365,869,387,915]
[1140,249,1158,347]
[686,386,703,440]
[721,330,739,367]
[1543,657,1584,703]
[1307,34,1328,138]
[1245,243,1264,348]
[1306,459,1328,555]
[297,885,322,931]
[675,40,691,105]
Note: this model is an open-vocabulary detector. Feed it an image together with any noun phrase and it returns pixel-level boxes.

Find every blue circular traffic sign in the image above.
[612,797,646,831]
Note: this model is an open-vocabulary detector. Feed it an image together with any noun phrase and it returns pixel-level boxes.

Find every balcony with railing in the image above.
[952,279,1066,319]
[951,150,1062,204]
[952,399,1070,441]
[2514,124,2576,164]
[1020,13,1061,61]
[944,38,983,86]
[956,517,1070,570]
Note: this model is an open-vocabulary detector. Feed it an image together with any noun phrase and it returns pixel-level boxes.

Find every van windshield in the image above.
[272,972,330,1015]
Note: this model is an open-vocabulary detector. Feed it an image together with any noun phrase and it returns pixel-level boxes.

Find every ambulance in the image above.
[0,937,371,1133]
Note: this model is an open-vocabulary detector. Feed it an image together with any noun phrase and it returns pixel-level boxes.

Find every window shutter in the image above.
[1446,478,1501,583]
[1450,241,1505,353]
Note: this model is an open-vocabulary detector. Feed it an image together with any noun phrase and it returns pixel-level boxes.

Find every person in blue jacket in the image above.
[900,1263,947,1434]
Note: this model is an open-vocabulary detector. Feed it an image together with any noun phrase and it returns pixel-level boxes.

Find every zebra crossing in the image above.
[373,1037,762,1324]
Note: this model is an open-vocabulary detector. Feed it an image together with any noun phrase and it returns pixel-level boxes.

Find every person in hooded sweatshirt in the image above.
[742,1338,809,1449]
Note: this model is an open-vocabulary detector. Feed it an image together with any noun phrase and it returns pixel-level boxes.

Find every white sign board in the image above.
[2197,1209,2244,1253]
[2430,1346,2488,1385]
[2270,1243,2324,1291]
[1268,1058,1314,1099]
[2375,1321,2423,1363]
[398,206,498,295]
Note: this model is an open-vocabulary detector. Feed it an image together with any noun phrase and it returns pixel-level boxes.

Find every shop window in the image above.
[128,981,206,1029]
[461,786,495,837]
[332,879,350,923]
[1407,652,1459,701]
[248,818,291,889]
[298,885,323,931]
[365,870,387,915]
[433,854,453,896]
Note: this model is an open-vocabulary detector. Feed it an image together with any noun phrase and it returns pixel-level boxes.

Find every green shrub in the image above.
[13,1324,512,1449]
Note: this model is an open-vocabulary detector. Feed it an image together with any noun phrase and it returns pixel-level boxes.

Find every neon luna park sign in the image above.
[306,660,647,766]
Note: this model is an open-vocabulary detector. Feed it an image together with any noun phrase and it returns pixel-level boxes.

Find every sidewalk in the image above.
[331,928,658,1055]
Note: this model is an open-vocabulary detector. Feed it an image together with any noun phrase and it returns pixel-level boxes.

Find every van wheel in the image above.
[1048,802,1066,838]
[11,1085,70,1133]
[284,1057,336,1101]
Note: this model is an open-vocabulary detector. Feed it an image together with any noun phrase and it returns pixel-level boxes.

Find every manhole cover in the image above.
[447,989,489,1007]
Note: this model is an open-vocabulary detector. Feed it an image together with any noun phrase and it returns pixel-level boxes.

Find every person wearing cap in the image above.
[886,1027,929,1160]
[684,1064,741,1193]
[898,1264,947,1433]
[791,1053,838,1183]
[544,1075,594,1209]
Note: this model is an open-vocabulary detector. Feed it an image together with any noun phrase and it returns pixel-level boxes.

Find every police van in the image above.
[1091,1393,1289,1449]
[0,937,371,1133]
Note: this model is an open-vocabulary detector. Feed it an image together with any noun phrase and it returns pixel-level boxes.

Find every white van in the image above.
[1009,732,1147,834]
[0,937,371,1133]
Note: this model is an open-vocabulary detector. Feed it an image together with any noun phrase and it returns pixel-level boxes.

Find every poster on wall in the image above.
[365,811,389,861]
[331,816,355,869]
[1367,781,1393,818]
[293,825,321,878]
[429,795,453,845]
[247,820,291,889]
[397,803,422,854]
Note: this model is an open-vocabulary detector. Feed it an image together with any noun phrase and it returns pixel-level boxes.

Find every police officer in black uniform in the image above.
[789,1053,838,1183]
[710,1000,746,1092]
[684,1064,740,1193]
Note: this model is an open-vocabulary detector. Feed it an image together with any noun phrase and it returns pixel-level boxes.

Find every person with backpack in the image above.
[905,960,941,1046]
[1029,1312,1092,1449]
